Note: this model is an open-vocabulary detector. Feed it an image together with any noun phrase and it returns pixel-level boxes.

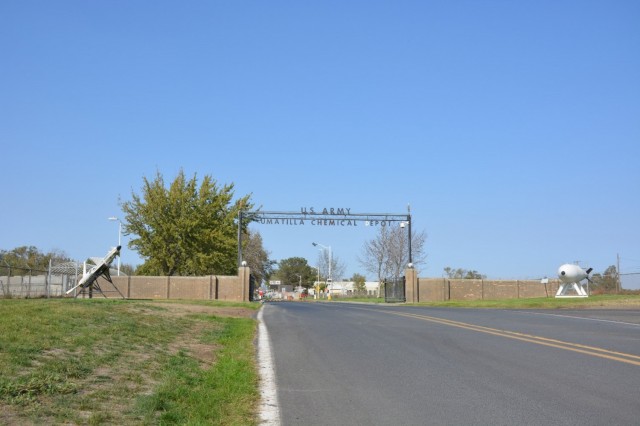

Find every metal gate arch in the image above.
[238,208,412,303]
[237,208,413,264]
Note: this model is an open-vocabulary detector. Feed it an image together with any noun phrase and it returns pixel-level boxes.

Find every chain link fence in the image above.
[0,262,81,298]
[621,273,640,291]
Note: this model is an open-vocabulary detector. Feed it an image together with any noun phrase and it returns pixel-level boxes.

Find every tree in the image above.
[121,170,252,276]
[242,229,274,285]
[591,265,619,293]
[358,224,427,296]
[387,225,427,279]
[358,227,388,296]
[316,250,346,283]
[0,246,71,272]
[443,267,486,279]
[271,257,316,288]
[351,273,367,295]
[119,263,137,276]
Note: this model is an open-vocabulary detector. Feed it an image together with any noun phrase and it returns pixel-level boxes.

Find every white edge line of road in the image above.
[258,305,281,425]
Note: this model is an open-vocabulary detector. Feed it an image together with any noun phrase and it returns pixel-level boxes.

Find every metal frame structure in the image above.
[237,208,413,267]
[555,281,589,298]
[66,246,125,299]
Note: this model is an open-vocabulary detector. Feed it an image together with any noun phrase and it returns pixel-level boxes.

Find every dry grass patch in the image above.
[152,300,257,318]
[0,299,259,425]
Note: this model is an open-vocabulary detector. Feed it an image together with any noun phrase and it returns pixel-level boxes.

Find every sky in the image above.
[1,1,639,287]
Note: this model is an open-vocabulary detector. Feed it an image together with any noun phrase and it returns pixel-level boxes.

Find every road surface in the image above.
[261,302,640,426]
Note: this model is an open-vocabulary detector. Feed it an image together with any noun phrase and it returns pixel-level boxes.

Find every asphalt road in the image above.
[262,302,640,426]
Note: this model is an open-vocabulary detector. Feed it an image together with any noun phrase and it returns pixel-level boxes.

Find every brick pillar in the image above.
[239,266,251,302]
[405,267,418,303]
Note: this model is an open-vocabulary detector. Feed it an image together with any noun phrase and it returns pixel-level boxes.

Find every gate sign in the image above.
[250,207,409,228]
[237,206,413,266]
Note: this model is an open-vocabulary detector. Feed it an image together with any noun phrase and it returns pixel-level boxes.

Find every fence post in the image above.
[47,259,51,298]
[447,280,451,301]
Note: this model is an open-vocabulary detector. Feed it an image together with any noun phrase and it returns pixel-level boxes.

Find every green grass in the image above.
[326,294,640,309]
[406,294,640,309]
[153,298,262,310]
[136,316,258,425]
[0,299,259,425]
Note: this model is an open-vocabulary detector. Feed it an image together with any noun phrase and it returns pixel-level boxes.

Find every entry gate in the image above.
[384,276,406,303]
[238,208,414,304]
[249,274,256,302]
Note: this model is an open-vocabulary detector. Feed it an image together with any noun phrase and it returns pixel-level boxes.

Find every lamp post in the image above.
[108,216,122,276]
[295,273,302,293]
[407,204,413,267]
[314,265,320,299]
[400,204,413,268]
[312,242,332,299]
[400,220,413,268]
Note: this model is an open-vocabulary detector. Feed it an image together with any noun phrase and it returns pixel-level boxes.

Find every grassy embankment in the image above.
[0,298,260,425]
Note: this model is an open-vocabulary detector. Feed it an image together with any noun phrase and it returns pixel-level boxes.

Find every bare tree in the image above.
[315,250,346,282]
[358,226,391,296]
[359,224,427,296]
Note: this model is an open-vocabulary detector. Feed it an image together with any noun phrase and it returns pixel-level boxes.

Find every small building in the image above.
[323,280,381,296]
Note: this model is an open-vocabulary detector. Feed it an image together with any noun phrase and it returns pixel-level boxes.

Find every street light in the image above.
[312,242,332,299]
[108,216,122,276]
[295,273,303,293]
[407,205,413,267]
[400,221,413,268]
[313,265,320,299]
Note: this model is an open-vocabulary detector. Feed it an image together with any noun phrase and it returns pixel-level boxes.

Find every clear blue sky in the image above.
[2,1,639,286]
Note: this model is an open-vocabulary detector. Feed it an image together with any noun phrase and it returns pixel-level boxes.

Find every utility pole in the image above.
[407,203,412,266]
[617,253,621,293]
[237,211,243,267]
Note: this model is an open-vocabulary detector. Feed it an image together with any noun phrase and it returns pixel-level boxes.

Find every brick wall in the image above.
[79,267,251,301]
[415,276,561,302]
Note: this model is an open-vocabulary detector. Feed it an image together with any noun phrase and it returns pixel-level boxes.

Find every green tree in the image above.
[0,246,71,273]
[121,170,253,276]
[351,273,367,295]
[444,267,486,279]
[271,257,316,288]
[591,265,619,293]
[242,229,274,285]
[118,263,137,276]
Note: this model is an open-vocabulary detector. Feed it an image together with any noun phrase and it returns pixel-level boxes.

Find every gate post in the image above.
[239,265,251,302]
[405,267,418,303]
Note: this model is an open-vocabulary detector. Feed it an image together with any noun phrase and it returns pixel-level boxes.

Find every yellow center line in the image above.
[377,309,640,367]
